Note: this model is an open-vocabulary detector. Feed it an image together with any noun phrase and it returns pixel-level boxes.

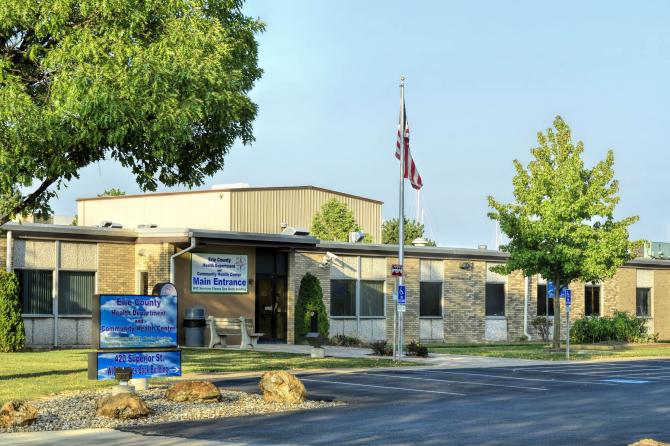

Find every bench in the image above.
[206,316,263,350]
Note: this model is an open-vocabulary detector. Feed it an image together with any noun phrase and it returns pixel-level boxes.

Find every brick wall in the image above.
[135,243,172,289]
[97,243,135,294]
[444,260,486,343]
[654,269,670,340]
[292,251,331,343]
[0,237,6,269]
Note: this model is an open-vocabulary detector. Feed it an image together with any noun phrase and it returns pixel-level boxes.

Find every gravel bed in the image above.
[1,384,344,433]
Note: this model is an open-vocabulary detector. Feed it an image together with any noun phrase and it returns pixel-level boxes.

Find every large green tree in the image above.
[310,199,368,242]
[0,0,263,223]
[488,116,639,348]
[382,218,436,246]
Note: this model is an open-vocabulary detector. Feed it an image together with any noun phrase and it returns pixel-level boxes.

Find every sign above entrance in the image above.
[391,264,403,276]
[191,253,248,293]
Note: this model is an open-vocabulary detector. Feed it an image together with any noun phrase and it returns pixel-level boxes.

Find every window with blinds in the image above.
[58,271,95,315]
[17,269,53,315]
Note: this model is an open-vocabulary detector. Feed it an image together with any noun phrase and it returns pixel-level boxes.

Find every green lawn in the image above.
[0,348,406,404]
[426,342,670,361]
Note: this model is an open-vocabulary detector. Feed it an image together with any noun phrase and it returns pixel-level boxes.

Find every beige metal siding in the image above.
[229,188,382,242]
[78,192,232,230]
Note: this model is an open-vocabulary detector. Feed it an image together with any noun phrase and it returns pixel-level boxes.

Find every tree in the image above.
[311,199,366,242]
[488,116,639,348]
[0,0,264,224]
[382,218,436,246]
[98,188,126,197]
[0,271,24,352]
[295,273,329,341]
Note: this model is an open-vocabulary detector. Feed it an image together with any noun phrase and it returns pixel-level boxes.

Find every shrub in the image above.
[369,340,392,356]
[406,340,429,357]
[531,316,552,342]
[0,271,25,352]
[329,334,364,347]
[570,311,655,344]
[295,273,329,341]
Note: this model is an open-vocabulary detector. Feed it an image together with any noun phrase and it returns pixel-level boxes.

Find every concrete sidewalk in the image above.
[0,429,245,446]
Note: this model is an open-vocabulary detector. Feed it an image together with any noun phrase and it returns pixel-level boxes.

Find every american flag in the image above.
[395,100,423,190]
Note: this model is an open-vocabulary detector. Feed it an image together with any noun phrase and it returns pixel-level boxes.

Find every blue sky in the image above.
[51,1,670,247]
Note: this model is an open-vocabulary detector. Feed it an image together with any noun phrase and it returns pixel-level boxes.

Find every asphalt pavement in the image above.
[120,359,670,446]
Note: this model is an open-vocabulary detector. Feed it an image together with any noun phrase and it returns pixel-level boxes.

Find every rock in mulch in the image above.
[165,381,221,403]
[0,401,38,428]
[96,393,151,419]
[630,440,670,446]
[258,371,307,404]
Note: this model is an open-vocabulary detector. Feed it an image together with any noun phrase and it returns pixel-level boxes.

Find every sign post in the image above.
[561,288,572,360]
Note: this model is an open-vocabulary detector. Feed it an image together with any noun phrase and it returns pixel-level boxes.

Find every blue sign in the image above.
[96,350,181,380]
[99,294,177,349]
[547,281,555,298]
[561,288,572,305]
[398,285,406,305]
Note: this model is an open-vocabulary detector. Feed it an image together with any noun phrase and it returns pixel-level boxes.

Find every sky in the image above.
[50,0,670,248]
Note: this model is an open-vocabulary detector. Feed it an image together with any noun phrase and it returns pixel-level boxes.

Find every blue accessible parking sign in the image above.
[398,285,406,305]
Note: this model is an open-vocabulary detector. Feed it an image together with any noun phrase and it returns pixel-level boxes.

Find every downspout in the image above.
[170,236,196,284]
[523,275,531,340]
[6,231,12,272]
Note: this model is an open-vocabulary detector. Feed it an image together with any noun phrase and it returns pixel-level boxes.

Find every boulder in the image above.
[258,371,307,404]
[165,381,221,403]
[96,393,151,419]
[630,440,670,446]
[0,401,38,428]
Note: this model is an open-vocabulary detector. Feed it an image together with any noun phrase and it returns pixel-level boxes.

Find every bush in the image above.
[570,311,656,344]
[295,273,329,341]
[328,334,364,347]
[0,271,25,352]
[369,340,393,356]
[406,340,429,357]
[531,316,552,342]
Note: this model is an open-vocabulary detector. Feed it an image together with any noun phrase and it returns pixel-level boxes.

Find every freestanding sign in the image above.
[191,253,248,293]
[89,285,181,381]
[97,294,177,349]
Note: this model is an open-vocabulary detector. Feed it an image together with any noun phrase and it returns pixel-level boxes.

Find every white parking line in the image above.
[513,367,670,380]
[300,378,466,396]
[578,368,670,376]
[362,372,547,391]
[522,364,664,373]
[423,369,619,386]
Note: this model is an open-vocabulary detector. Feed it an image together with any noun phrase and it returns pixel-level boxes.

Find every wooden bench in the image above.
[206,316,263,350]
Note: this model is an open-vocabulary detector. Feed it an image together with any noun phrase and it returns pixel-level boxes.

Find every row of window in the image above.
[332,279,655,319]
[330,280,444,317]
[17,269,95,315]
[536,285,651,317]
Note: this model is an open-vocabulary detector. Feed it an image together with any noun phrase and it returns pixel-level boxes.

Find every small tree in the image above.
[311,199,363,242]
[382,218,436,246]
[0,271,25,352]
[295,273,329,341]
[488,116,639,349]
[98,188,126,197]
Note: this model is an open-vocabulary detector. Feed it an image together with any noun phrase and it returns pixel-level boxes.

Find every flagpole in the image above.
[396,76,406,361]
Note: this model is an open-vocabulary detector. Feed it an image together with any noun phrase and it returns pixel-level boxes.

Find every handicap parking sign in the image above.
[398,285,406,305]
[560,288,572,305]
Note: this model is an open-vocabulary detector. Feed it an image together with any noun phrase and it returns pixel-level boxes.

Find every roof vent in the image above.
[281,227,310,236]
[412,237,430,247]
[98,221,123,229]
[137,223,158,229]
[478,244,488,250]
[349,231,365,243]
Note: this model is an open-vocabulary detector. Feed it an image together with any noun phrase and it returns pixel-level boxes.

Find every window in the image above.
[420,282,442,317]
[585,285,601,316]
[636,288,651,317]
[139,271,149,295]
[485,283,505,316]
[17,269,53,315]
[59,271,95,315]
[330,279,356,316]
[536,284,555,317]
[360,281,384,317]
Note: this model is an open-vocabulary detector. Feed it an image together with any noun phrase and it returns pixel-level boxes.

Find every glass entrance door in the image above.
[255,250,288,342]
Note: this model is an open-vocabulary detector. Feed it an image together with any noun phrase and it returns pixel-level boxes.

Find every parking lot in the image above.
[127,359,670,445]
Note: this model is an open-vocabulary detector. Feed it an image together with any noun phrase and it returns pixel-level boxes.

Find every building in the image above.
[3,221,670,349]
[76,185,383,243]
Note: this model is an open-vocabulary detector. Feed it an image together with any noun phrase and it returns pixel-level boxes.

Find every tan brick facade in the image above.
[444,260,486,343]
[97,243,135,294]
[135,243,173,289]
